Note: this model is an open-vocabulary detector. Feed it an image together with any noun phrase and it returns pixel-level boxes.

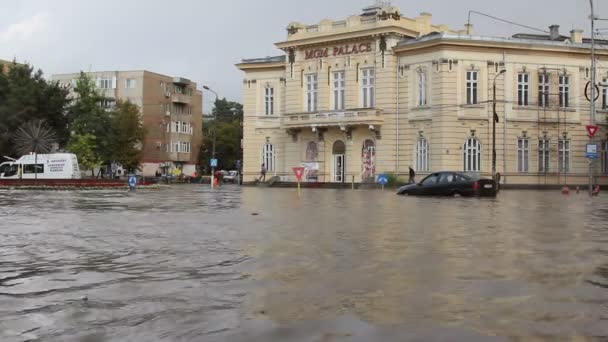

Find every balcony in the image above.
[171,93,191,104]
[167,152,190,162]
[282,108,383,129]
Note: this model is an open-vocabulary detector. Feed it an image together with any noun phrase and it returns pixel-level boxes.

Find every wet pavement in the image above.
[1,186,607,341]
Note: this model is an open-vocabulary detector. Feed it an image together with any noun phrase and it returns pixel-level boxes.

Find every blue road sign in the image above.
[210,159,218,167]
[128,176,137,188]
[586,144,599,159]
[236,160,241,168]
[377,174,389,186]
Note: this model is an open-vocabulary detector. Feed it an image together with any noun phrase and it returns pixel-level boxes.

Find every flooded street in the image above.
[1,186,608,341]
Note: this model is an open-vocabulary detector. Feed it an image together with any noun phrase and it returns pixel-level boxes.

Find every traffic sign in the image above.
[210,159,218,167]
[377,174,389,186]
[292,167,305,182]
[236,160,241,169]
[128,176,138,188]
[586,125,599,138]
[586,144,599,159]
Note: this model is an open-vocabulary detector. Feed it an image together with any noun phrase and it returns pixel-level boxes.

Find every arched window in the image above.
[416,138,429,172]
[463,138,481,172]
[262,143,275,172]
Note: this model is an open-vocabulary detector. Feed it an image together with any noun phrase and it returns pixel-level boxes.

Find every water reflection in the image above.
[0,187,607,341]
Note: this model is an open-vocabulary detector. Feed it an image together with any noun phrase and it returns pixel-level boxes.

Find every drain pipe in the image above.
[396,61,400,175]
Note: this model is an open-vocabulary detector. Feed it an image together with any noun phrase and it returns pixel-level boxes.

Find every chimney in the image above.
[570,29,583,44]
[549,25,560,40]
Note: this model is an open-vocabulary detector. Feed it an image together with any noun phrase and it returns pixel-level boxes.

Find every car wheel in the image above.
[452,191,462,197]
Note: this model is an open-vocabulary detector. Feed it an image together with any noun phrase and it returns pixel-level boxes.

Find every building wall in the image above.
[238,5,608,186]
[52,70,203,176]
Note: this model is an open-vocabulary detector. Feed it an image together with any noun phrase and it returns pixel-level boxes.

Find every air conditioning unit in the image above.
[165,91,171,97]
[156,141,162,148]
[165,111,171,116]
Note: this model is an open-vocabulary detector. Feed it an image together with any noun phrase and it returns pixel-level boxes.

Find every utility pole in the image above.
[589,0,597,196]
[203,86,219,189]
[493,69,506,190]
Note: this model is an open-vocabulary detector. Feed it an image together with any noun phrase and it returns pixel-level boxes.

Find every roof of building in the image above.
[396,32,608,50]
[240,55,286,64]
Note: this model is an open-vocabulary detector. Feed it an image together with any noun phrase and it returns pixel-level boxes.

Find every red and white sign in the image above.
[587,125,599,138]
[292,167,305,182]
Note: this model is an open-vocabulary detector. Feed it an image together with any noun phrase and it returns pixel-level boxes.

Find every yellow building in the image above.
[237,3,608,186]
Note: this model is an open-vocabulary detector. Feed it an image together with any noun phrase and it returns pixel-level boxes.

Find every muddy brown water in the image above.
[1,187,607,341]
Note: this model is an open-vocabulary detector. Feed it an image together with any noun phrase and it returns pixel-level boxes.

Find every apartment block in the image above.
[52,70,203,177]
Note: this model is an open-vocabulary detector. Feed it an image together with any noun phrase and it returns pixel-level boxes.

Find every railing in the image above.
[171,93,191,104]
[282,109,383,128]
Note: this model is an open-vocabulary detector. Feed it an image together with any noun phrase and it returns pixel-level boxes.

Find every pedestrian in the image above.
[408,166,416,184]
[259,163,266,182]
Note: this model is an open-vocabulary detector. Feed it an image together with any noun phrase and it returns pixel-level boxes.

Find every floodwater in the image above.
[1,186,608,342]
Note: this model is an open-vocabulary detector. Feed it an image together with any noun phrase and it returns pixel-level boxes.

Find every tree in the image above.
[109,100,146,173]
[67,133,102,175]
[199,99,243,172]
[0,61,69,159]
[66,73,113,174]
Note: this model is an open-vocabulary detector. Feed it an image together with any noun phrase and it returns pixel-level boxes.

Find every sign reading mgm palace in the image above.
[237,2,608,186]
[304,42,373,60]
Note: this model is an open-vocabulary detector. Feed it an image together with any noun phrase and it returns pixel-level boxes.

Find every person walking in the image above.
[408,166,416,184]
[259,163,266,182]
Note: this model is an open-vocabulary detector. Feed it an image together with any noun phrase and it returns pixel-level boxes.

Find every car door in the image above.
[436,172,456,196]
[415,173,440,196]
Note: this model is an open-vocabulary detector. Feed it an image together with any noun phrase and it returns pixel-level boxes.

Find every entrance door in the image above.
[334,154,345,183]
[332,140,346,183]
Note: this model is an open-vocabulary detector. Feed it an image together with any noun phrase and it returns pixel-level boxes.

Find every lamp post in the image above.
[589,0,597,196]
[493,69,506,188]
[203,85,218,189]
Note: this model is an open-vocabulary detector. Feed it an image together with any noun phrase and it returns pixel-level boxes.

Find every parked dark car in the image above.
[397,172,497,197]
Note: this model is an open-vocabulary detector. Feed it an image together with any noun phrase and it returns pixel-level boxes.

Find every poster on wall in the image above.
[301,162,319,182]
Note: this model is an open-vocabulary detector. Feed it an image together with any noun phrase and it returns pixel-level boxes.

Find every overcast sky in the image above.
[1,0,606,112]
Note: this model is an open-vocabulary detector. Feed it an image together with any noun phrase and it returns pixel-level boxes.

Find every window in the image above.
[264,87,274,115]
[416,138,429,172]
[333,71,345,110]
[466,71,478,105]
[181,122,188,133]
[517,138,530,173]
[517,73,529,106]
[538,139,550,173]
[174,85,184,94]
[602,141,608,174]
[23,164,44,174]
[100,99,116,109]
[125,78,136,89]
[174,122,179,133]
[463,137,481,172]
[262,143,275,172]
[179,141,190,153]
[559,75,570,108]
[306,74,318,112]
[362,68,375,108]
[558,139,570,173]
[418,71,427,106]
[98,77,112,89]
[539,74,550,108]
[421,174,440,185]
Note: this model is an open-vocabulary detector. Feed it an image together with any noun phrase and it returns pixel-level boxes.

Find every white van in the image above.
[0,153,81,179]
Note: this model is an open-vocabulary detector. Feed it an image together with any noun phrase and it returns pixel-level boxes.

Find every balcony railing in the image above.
[282,108,383,128]
[171,93,191,104]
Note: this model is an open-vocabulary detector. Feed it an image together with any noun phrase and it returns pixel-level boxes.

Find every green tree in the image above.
[66,73,113,174]
[68,133,102,174]
[109,100,146,173]
[0,61,69,158]
[199,98,243,172]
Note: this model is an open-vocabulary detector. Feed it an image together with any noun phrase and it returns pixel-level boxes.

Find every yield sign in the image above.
[587,125,599,138]
[292,167,305,182]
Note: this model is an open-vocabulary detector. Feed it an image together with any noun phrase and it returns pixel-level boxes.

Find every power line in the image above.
[467,11,549,34]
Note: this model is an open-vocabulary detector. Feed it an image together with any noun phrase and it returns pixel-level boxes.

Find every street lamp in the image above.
[493,69,506,189]
[203,85,219,189]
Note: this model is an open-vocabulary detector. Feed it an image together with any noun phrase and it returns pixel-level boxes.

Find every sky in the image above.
[1,0,606,113]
